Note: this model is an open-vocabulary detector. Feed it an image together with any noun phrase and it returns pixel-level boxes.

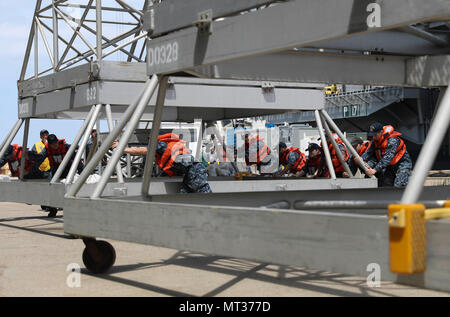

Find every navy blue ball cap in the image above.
[368,122,383,137]
[306,143,321,151]
[47,134,58,144]
[40,129,49,136]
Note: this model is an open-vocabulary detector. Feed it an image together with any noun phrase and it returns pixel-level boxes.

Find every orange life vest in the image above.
[281,147,306,172]
[307,154,321,169]
[307,153,330,178]
[246,133,271,165]
[373,125,406,166]
[155,133,189,177]
[321,133,349,173]
[7,144,33,177]
[45,139,67,167]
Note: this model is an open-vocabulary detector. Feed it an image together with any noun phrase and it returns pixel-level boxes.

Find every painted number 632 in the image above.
[86,87,97,102]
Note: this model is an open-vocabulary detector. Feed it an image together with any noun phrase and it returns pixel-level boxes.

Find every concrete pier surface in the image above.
[0,202,449,297]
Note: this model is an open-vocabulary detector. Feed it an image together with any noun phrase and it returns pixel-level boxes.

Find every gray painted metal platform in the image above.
[63,196,450,293]
[18,61,324,121]
[0,177,377,208]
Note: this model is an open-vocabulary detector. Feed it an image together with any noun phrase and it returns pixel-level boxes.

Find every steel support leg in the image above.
[66,104,102,184]
[51,106,96,184]
[313,110,336,179]
[105,104,124,183]
[67,76,158,198]
[96,118,102,176]
[126,153,132,178]
[321,109,376,179]
[0,119,24,160]
[52,0,59,70]
[402,86,450,204]
[96,0,102,62]
[211,125,227,163]
[194,118,203,162]
[90,75,160,199]
[141,76,168,197]
[320,114,354,178]
[19,118,30,180]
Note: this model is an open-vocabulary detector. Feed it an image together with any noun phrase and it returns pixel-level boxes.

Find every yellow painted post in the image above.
[388,204,426,274]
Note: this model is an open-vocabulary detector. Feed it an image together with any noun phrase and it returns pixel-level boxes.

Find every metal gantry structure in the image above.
[2,0,364,208]
[1,0,151,209]
[1,0,450,293]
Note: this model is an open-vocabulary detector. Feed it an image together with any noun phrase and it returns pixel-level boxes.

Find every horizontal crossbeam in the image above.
[145,0,450,75]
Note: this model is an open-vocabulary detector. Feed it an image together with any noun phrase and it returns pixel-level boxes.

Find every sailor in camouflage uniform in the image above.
[174,154,212,194]
[112,133,211,194]
[362,122,412,187]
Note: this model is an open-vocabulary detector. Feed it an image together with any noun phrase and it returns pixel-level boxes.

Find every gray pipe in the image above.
[313,110,336,179]
[91,75,160,199]
[19,119,30,180]
[321,109,376,179]
[105,104,125,183]
[51,106,96,184]
[261,200,291,209]
[0,119,24,160]
[141,76,168,197]
[321,114,354,178]
[294,200,446,210]
[65,104,102,184]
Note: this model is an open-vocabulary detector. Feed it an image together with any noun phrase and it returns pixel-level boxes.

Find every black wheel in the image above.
[47,207,58,217]
[82,240,116,274]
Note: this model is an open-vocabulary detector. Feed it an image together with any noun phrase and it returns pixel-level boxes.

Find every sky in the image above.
[0,0,145,146]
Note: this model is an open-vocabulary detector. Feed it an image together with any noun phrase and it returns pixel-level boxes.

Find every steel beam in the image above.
[105,104,125,183]
[0,181,66,208]
[141,76,168,197]
[190,52,407,86]
[63,196,450,293]
[96,0,102,62]
[17,63,325,121]
[52,1,59,70]
[320,115,354,178]
[146,0,450,74]
[20,0,43,81]
[0,120,24,158]
[19,119,30,180]
[321,109,376,179]
[19,60,325,100]
[146,177,377,195]
[145,0,280,36]
[0,180,446,210]
[314,110,336,179]
[149,185,450,209]
[307,30,450,56]
[400,25,449,47]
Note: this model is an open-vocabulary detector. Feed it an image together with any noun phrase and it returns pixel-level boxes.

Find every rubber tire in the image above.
[47,208,58,217]
[82,241,116,274]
